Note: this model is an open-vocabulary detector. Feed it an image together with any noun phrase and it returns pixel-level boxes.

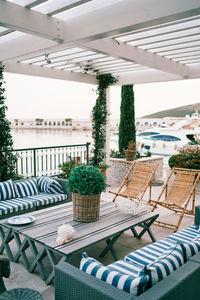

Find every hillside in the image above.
[142,103,200,118]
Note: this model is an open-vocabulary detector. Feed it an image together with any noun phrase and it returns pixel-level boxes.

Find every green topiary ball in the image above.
[68,165,106,195]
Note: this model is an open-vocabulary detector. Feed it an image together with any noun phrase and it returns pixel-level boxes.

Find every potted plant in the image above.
[68,165,106,222]
[58,160,77,178]
[124,141,137,161]
[96,163,109,178]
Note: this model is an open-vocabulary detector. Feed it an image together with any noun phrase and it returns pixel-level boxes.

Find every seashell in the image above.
[56,224,76,245]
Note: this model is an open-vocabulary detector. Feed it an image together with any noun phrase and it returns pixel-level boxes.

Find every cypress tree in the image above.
[118,85,136,154]
[0,64,18,181]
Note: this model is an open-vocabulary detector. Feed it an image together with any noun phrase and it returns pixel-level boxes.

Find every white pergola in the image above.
[0,0,200,161]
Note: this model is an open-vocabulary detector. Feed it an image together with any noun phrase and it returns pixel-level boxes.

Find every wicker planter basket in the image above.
[124,149,137,161]
[72,192,101,222]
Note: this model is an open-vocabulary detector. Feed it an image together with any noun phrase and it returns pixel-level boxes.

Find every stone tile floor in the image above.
[2,183,199,299]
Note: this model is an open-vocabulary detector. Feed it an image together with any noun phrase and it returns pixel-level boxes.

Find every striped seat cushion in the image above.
[166,225,200,244]
[80,253,149,296]
[145,243,184,287]
[37,176,64,194]
[125,239,176,266]
[26,192,67,207]
[0,197,36,216]
[0,180,16,201]
[108,260,145,277]
[180,237,200,262]
[14,178,39,198]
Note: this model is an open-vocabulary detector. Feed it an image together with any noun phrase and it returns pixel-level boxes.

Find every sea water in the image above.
[11,129,118,150]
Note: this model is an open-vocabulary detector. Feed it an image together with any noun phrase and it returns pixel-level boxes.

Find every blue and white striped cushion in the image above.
[80,253,149,296]
[14,178,39,198]
[166,225,200,243]
[125,239,176,266]
[0,180,16,201]
[146,243,184,286]
[108,260,145,277]
[26,192,66,207]
[180,237,200,262]
[0,197,36,216]
[37,176,64,194]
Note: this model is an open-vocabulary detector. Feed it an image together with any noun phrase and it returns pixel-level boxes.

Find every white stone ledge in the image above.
[107,156,164,186]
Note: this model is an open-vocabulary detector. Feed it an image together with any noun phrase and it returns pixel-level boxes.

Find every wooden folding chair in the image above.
[110,161,159,203]
[151,167,200,232]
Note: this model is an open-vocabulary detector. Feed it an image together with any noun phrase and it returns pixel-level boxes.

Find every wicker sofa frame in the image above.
[54,206,200,300]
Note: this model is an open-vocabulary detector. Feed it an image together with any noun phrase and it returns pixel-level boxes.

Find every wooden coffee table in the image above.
[0,201,158,284]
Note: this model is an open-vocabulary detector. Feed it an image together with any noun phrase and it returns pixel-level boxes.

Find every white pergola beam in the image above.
[0,35,56,62]
[116,69,183,85]
[62,0,200,43]
[4,62,97,84]
[84,39,189,78]
[1,0,200,63]
[0,0,64,42]
[5,60,193,85]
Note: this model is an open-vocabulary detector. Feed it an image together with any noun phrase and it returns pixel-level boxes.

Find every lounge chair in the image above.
[151,167,200,232]
[109,161,159,203]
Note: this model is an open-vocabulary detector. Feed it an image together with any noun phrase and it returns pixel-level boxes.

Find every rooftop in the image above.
[3,182,199,299]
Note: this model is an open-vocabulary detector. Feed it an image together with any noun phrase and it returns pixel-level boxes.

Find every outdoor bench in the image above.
[55,206,200,300]
[0,176,71,220]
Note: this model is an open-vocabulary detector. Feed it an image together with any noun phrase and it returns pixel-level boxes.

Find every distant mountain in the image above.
[142,103,200,118]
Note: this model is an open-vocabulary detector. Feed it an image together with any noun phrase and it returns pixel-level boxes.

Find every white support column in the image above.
[105,87,110,165]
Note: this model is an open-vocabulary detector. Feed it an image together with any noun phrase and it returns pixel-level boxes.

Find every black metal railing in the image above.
[14,143,90,178]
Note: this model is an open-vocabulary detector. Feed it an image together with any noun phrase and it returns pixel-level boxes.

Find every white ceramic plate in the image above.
[7,215,35,225]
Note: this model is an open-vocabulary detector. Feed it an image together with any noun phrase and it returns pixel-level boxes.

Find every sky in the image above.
[4,72,200,120]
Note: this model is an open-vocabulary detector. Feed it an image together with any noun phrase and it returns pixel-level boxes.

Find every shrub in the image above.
[58,160,77,178]
[168,145,200,170]
[110,149,124,158]
[0,64,18,181]
[127,140,136,150]
[68,165,106,195]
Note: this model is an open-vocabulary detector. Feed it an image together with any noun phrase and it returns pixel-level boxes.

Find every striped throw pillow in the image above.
[145,243,184,287]
[180,237,200,262]
[80,253,149,296]
[37,176,64,194]
[14,178,39,198]
[0,180,16,201]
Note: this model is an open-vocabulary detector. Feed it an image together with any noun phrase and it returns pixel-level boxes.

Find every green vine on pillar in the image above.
[0,64,18,181]
[91,74,118,166]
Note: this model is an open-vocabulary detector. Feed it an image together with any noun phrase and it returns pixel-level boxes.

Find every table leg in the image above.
[99,232,122,260]
[131,216,157,242]
[0,226,14,260]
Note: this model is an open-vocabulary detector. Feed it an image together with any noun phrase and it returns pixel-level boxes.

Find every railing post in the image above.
[33,149,37,177]
[86,142,90,165]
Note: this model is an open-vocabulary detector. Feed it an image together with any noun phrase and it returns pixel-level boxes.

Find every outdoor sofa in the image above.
[0,176,71,219]
[55,206,200,300]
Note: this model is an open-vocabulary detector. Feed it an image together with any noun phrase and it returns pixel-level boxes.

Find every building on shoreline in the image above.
[9,117,186,132]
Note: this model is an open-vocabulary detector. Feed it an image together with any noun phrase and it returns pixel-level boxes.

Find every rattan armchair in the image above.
[0,258,43,299]
[109,161,159,203]
[151,167,200,232]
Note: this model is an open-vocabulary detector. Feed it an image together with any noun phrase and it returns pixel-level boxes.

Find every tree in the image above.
[118,85,136,154]
[0,64,18,181]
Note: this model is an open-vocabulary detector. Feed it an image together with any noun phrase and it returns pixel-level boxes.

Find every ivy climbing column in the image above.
[91,74,117,166]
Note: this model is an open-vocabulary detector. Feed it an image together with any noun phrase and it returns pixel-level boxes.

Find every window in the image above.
[138,131,159,136]
[149,135,181,142]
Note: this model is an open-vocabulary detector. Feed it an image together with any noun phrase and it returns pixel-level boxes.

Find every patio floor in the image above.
[2,181,199,299]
